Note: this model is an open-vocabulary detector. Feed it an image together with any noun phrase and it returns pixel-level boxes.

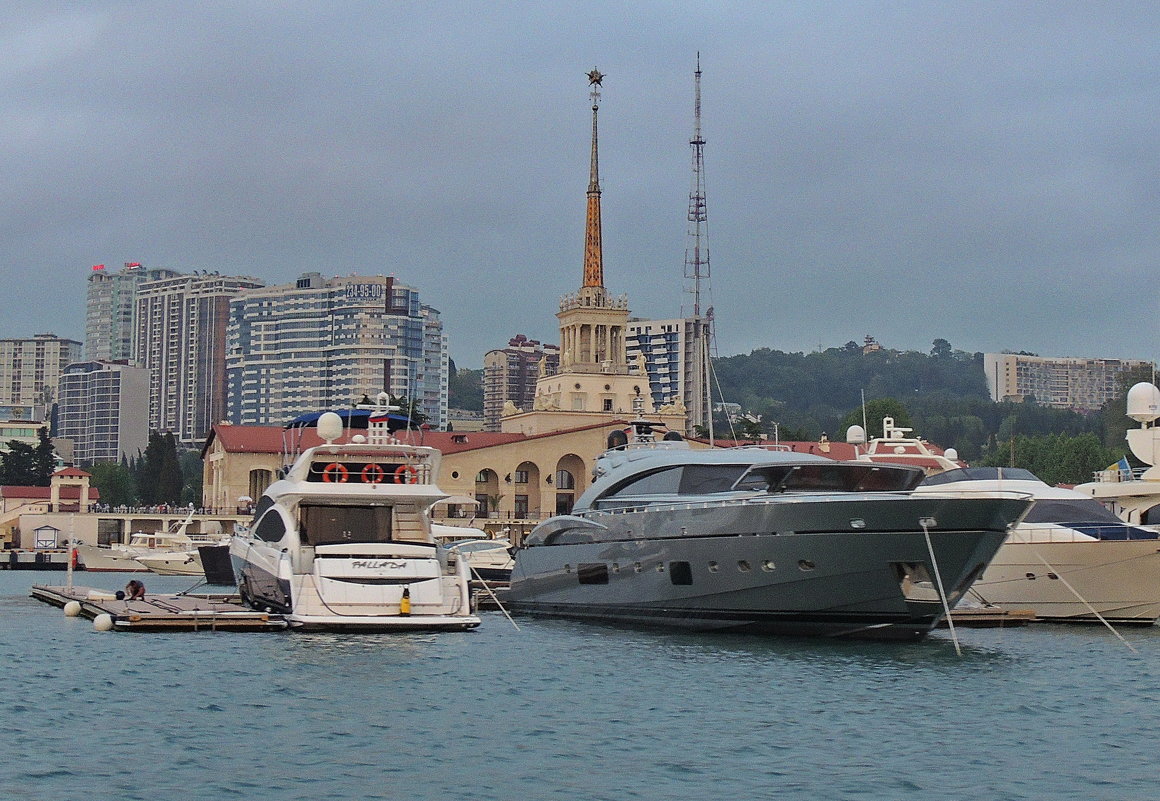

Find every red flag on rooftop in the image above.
[91,264,105,270]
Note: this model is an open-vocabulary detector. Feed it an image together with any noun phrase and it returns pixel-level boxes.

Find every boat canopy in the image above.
[284,409,416,431]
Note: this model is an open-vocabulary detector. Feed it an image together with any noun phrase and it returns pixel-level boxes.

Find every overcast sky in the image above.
[3,2,1157,368]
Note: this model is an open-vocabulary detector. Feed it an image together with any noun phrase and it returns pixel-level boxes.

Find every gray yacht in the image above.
[506,423,1031,640]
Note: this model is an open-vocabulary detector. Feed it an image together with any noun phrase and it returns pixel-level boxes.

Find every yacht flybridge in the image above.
[230,400,480,631]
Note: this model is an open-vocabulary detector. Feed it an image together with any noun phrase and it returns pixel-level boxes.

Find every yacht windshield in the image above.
[922,466,1040,486]
[300,504,392,545]
[738,463,924,493]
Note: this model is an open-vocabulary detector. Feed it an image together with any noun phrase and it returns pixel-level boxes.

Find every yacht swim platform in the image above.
[30,584,289,632]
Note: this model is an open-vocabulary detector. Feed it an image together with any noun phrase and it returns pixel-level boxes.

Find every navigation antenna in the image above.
[685,53,710,320]
[683,54,718,436]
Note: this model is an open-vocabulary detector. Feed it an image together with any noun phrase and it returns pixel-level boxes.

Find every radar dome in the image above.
[1126,383,1160,423]
[846,425,866,445]
[317,411,344,442]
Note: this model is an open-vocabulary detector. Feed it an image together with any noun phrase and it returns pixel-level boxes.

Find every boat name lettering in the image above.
[351,559,407,569]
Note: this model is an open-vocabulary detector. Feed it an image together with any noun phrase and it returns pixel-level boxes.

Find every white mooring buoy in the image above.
[63,601,82,617]
[93,613,114,632]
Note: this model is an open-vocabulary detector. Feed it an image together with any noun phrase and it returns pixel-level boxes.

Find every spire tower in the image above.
[583,68,604,289]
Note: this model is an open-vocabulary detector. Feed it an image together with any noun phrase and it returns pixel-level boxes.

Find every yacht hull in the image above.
[74,545,149,572]
[231,538,481,632]
[135,550,205,576]
[508,495,1024,640]
[968,539,1160,624]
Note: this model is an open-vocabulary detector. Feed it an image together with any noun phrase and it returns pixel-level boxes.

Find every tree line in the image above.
[75,432,202,508]
[709,339,1151,486]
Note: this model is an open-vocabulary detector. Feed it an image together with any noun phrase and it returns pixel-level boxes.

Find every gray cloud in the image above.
[2,1,1156,366]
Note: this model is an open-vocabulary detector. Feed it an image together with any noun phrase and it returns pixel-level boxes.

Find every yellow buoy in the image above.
[93,613,114,632]
[63,601,82,617]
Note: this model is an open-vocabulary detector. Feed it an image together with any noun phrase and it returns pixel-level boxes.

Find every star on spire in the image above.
[587,68,604,86]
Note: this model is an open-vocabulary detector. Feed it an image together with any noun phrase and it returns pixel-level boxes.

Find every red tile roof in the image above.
[204,419,642,457]
[53,467,92,478]
[1,486,100,500]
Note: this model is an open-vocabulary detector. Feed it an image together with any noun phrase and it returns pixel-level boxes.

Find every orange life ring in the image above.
[361,463,386,484]
[394,464,419,484]
[322,463,349,483]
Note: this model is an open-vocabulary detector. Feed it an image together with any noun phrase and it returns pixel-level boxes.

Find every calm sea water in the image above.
[3,570,1159,801]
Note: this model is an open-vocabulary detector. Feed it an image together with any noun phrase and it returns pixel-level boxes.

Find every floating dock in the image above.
[31,584,288,632]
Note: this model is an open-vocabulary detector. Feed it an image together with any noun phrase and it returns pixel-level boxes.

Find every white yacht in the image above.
[1075,381,1160,526]
[76,510,219,572]
[506,422,1030,641]
[918,467,1160,624]
[851,417,1160,625]
[230,403,480,631]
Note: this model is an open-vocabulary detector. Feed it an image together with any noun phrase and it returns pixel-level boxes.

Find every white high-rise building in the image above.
[135,271,265,446]
[226,273,448,428]
[627,316,711,430]
[57,360,150,464]
[984,353,1154,411]
[84,262,181,362]
[0,334,83,412]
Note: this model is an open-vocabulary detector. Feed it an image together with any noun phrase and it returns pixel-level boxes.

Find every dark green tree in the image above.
[157,433,184,504]
[34,427,56,484]
[0,441,40,486]
[87,462,137,507]
[839,398,912,440]
[448,362,484,412]
[137,432,165,504]
[180,450,204,507]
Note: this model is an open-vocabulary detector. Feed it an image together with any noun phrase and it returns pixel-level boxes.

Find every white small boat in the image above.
[76,510,219,573]
[442,539,514,582]
[135,547,214,576]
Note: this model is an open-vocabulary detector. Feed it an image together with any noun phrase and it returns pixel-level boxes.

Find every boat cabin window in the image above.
[736,463,923,493]
[254,510,287,543]
[601,465,749,502]
[300,504,393,545]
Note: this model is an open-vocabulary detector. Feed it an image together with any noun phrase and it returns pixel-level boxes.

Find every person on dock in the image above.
[125,580,146,601]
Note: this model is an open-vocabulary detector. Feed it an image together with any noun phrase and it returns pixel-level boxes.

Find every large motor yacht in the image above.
[505,422,1031,641]
[230,401,480,631]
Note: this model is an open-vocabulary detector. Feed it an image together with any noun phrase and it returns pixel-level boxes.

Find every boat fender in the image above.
[93,614,114,632]
[322,463,349,483]
[400,586,411,616]
[361,463,386,484]
[63,601,82,617]
[394,464,419,484]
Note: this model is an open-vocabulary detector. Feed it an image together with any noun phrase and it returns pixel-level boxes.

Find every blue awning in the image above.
[284,409,416,431]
